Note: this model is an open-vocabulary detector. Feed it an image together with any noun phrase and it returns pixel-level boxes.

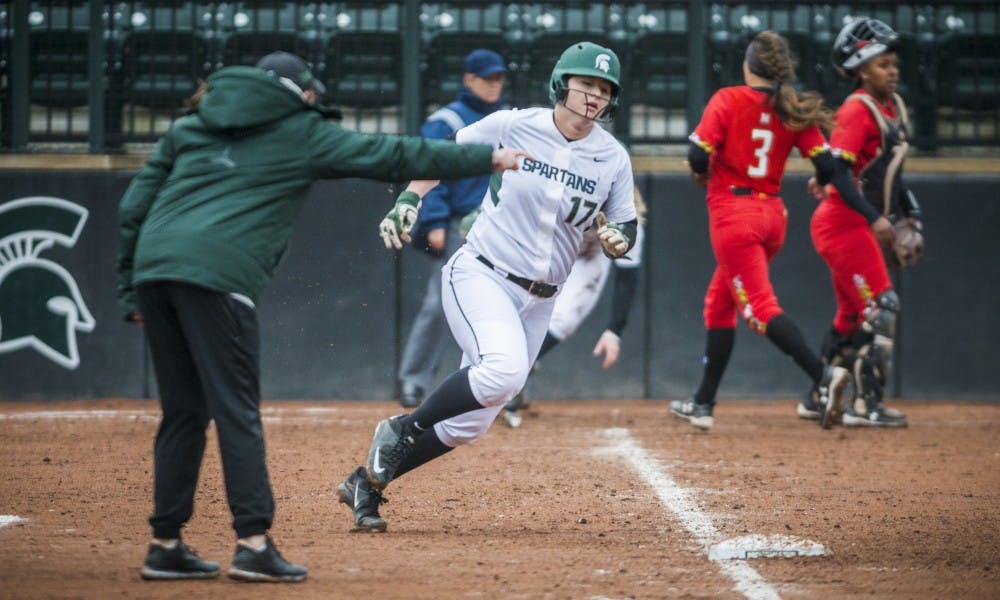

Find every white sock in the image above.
[237,535,267,552]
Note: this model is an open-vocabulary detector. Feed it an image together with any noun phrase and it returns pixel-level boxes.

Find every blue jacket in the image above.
[413,88,503,237]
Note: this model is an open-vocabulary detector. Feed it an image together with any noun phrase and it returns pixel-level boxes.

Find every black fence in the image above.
[2,1,999,152]
[2,171,998,401]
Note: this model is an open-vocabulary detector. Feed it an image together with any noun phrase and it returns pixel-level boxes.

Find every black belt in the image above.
[475,255,558,298]
[731,186,773,198]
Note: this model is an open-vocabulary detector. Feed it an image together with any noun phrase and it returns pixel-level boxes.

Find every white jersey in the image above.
[457,107,636,285]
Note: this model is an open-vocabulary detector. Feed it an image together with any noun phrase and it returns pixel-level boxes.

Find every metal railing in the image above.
[2,1,997,153]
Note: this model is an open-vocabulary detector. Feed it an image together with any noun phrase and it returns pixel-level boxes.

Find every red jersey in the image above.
[829,88,898,176]
[690,86,828,198]
[827,88,899,207]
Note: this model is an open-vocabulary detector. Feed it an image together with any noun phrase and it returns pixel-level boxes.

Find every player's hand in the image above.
[807,176,829,200]
[870,215,895,249]
[491,148,533,171]
[595,212,629,258]
[379,191,421,250]
[593,329,621,369]
[427,228,446,252]
[690,171,709,188]
[126,311,143,326]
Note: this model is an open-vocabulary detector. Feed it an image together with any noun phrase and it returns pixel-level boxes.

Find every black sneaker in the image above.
[669,399,714,430]
[365,416,417,490]
[140,541,220,580]
[505,390,530,412]
[337,467,388,532]
[501,408,523,428]
[817,365,851,429]
[227,536,307,583]
[400,383,423,409]
[797,388,822,420]
[842,401,909,428]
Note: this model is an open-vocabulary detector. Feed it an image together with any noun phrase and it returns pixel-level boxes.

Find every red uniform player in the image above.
[803,18,921,427]
[671,30,874,431]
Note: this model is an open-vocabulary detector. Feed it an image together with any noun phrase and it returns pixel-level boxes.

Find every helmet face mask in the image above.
[549,41,621,121]
[832,18,900,78]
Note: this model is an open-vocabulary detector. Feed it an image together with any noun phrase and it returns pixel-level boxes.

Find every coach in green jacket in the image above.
[117,52,526,583]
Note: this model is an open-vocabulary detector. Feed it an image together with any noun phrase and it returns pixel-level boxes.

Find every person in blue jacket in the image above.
[397,49,508,407]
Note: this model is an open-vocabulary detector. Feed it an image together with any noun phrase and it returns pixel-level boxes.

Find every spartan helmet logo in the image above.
[0,197,95,369]
[594,53,612,73]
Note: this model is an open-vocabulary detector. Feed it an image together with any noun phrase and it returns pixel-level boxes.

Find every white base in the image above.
[708,534,826,560]
[0,515,25,528]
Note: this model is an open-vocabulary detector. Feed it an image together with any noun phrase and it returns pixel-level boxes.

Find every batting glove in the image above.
[379,191,421,250]
[596,212,629,258]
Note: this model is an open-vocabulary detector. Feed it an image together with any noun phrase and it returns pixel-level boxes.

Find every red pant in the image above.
[703,194,788,333]
[810,198,893,336]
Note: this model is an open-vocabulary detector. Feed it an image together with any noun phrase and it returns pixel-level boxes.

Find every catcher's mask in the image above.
[832,17,900,78]
[549,41,621,122]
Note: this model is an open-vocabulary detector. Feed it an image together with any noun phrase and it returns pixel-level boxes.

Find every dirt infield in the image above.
[0,398,997,599]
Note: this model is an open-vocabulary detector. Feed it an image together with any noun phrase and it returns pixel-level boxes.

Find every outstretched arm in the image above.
[810,150,894,247]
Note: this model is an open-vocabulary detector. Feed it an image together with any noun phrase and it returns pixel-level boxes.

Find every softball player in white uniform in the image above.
[335,42,638,532]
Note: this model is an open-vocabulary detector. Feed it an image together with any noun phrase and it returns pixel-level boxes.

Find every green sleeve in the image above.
[116,132,175,319]
[308,122,494,183]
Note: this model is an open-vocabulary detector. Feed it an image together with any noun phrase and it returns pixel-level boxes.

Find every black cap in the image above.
[256,51,327,98]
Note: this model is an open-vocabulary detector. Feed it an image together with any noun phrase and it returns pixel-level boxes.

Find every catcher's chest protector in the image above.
[851,93,910,216]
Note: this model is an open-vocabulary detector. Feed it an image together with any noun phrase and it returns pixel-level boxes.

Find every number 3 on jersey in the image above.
[747,128,773,178]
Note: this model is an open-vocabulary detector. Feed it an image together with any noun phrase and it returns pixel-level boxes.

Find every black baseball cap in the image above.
[256,51,327,98]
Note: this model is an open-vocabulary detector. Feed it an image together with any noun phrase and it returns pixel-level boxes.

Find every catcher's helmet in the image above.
[548,41,621,118]
[832,17,900,78]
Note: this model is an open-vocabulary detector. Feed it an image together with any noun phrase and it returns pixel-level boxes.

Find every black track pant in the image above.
[137,282,274,539]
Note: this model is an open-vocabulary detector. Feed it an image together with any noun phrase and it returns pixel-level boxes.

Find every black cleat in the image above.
[843,401,909,428]
[365,416,417,490]
[337,467,388,532]
[797,388,822,420]
[669,399,714,430]
[227,536,307,583]
[140,541,220,580]
[400,383,424,409]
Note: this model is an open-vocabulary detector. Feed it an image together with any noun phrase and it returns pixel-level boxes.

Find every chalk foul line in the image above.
[597,427,782,600]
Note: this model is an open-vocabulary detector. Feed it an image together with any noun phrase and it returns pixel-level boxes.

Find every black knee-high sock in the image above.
[766,313,825,383]
[536,332,561,361]
[398,366,483,432]
[393,429,453,480]
[693,327,735,406]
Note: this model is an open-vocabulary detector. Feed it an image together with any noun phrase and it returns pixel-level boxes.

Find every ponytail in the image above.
[751,31,834,132]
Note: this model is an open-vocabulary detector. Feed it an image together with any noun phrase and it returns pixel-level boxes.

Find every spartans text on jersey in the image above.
[520,157,597,194]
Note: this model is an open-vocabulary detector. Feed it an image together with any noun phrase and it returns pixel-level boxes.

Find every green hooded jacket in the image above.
[116,66,495,318]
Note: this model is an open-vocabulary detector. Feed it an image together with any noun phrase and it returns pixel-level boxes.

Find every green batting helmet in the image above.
[548,41,621,115]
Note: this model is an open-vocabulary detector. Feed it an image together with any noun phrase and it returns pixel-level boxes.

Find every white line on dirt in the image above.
[0,407,342,423]
[599,428,781,600]
[0,515,25,528]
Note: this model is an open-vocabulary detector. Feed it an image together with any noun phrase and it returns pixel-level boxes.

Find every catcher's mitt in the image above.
[888,217,924,268]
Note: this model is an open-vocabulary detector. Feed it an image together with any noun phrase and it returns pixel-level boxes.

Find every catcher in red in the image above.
[803,17,924,427]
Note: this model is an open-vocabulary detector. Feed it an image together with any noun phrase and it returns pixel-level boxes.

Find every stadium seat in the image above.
[26,2,92,108]
[119,30,208,111]
[221,2,325,69]
[628,31,688,110]
[324,31,402,107]
[938,33,1000,111]
[29,29,91,108]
